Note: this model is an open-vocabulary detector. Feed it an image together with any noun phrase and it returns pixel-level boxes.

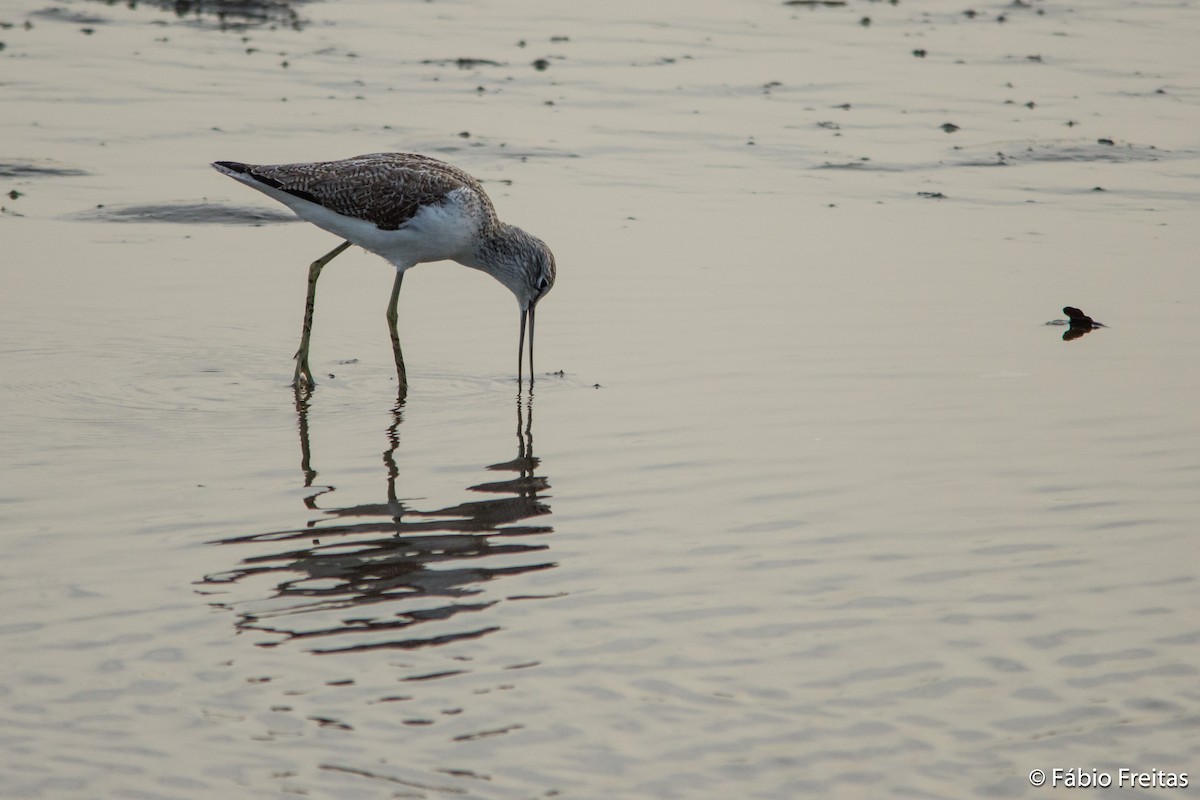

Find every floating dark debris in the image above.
[1046,306,1105,340]
[1063,306,1100,327]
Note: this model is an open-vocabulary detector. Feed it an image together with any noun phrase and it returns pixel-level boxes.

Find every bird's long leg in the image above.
[294,240,352,389]
[386,270,408,390]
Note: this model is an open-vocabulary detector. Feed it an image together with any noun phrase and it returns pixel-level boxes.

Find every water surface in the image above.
[3,0,1200,797]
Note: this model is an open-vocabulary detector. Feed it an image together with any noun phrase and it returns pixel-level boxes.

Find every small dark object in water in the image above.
[1063,306,1095,327]
[1047,306,1105,340]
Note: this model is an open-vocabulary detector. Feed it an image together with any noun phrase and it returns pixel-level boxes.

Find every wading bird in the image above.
[212,153,555,388]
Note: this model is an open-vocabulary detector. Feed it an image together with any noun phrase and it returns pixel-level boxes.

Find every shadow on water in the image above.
[200,387,555,655]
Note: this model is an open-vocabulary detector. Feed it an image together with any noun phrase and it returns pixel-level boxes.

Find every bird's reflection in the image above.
[201,386,554,655]
[1061,324,1094,342]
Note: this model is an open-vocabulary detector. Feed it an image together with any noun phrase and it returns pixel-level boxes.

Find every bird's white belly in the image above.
[277,186,481,270]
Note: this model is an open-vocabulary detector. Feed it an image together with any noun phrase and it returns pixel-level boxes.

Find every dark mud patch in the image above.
[956,140,1171,167]
[420,57,504,69]
[814,159,903,171]
[0,160,89,178]
[83,0,310,30]
[29,7,111,25]
[815,140,1175,176]
[73,202,297,224]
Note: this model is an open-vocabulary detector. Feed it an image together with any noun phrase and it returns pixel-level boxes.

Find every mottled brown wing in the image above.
[241,153,487,231]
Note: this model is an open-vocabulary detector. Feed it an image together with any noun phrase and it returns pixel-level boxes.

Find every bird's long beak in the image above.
[518,302,537,384]
[529,302,536,382]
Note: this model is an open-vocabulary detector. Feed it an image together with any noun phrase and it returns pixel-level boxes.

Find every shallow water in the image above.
[4,0,1200,797]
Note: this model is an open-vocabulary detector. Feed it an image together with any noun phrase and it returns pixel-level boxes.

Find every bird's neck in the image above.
[462,222,519,268]
[455,223,530,303]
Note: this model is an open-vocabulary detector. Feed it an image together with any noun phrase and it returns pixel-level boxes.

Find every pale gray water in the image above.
[3,0,1200,797]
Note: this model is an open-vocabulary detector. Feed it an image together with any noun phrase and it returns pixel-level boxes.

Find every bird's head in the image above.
[494,225,555,313]
[488,225,555,382]
[527,239,556,311]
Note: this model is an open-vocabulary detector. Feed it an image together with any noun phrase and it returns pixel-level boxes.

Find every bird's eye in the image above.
[537,277,550,291]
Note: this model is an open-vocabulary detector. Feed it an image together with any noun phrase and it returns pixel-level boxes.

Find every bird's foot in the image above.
[293,351,316,390]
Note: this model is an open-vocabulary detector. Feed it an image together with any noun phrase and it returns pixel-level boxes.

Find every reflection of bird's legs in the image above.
[294,240,352,389]
[291,380,335,508]
[294,389,316,489]
[386,270,408,390]
[383,389,407,533]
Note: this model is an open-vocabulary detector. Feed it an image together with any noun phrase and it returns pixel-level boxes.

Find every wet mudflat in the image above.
[3,0,1200,797]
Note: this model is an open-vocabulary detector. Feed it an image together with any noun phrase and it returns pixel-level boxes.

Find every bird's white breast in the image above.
[388,188,483,267]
